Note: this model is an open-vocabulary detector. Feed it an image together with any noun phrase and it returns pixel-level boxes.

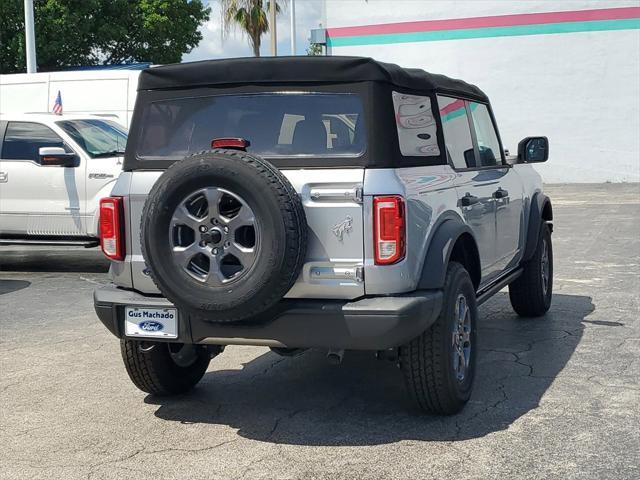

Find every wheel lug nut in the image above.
[199,225,207,232]
[211,218,218,225]
[199,241,206,247]
[213,248,219,255]
[223,226,229,233]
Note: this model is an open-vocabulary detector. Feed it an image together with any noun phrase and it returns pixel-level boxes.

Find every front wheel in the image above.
[400,262,478,415]
[509,223,553,317]
[120,340,212,395]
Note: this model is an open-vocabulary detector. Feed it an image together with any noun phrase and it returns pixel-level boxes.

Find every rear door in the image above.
[467,101,524,272]
[0,121,85,236]
[438,96,499,283]
[127,91,366,299]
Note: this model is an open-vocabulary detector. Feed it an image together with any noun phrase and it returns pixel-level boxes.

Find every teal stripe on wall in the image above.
[327,18,640,47]
[441,108,467,123]
[441,102,478,124]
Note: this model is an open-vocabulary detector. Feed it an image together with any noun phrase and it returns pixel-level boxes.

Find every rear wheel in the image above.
[400,262,477,415]
[120,340,212,395]
[509,224,553,317]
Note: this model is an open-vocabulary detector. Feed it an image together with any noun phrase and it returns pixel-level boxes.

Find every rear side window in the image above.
[1,122,71,162]
[392,92,440,157]
[469,102,502,167]
[437,96,474,169]
[136,93,366,159]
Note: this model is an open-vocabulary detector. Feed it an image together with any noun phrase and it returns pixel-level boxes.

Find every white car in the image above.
[0,113,126,246]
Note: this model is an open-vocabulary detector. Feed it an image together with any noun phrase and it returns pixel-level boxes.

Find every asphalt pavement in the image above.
[1,184,639,480]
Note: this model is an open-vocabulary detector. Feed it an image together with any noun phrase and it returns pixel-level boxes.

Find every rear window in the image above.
[136,93,366,159]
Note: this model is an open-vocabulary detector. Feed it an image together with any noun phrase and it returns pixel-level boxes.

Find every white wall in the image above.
[325,0,640,183]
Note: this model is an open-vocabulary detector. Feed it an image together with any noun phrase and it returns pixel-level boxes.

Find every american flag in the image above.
[52,90,63,115]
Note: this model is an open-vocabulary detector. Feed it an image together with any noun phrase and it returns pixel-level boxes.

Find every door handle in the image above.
[0,171,7,183]
[461,194,479,207]
[493,188,509,199]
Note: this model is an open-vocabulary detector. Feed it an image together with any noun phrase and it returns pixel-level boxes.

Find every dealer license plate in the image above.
[124,307,178,339]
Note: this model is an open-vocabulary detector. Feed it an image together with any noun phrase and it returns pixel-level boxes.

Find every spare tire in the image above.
[140,149,307,323]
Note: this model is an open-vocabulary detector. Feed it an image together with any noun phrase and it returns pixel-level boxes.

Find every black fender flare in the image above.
[522,193,553,263]
[418,217,478,290]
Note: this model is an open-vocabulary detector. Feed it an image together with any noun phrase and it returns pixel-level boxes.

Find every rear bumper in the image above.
[94,284,442,350]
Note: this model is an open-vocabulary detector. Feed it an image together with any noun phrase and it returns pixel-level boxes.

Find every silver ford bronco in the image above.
[94,57,553,414]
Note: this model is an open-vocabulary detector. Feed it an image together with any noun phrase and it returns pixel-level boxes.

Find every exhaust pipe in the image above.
[375,348,399,362]
[327,349,344,365]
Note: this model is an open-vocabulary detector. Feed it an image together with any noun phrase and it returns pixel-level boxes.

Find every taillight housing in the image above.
[374,195,405,265]
[99,197,124,261]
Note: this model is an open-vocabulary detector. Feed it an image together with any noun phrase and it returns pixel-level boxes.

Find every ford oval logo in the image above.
[139,321,164,332]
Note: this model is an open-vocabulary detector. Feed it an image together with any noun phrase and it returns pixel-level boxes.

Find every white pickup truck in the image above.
[0,114,126,247]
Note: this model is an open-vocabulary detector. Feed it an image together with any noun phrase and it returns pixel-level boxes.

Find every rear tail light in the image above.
[99,197,124,261]
[374,195,405,265]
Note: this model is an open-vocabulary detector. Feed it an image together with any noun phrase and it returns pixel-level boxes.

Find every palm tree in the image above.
[221,0,282,57]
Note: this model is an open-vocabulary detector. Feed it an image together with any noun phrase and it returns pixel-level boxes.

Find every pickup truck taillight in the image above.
[373,195,405,265]
[99,197,124,261]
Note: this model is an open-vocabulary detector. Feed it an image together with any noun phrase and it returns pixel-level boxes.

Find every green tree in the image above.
[221,0,282,57]
[0,0,210,73]
[306,43,322,56]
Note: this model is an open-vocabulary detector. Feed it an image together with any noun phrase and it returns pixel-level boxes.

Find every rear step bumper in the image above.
[94,284,443,350]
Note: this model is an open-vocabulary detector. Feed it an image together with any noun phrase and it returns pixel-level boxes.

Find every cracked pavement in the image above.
[1,184,639,479]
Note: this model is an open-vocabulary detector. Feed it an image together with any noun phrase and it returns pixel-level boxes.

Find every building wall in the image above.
[324,1,640,183]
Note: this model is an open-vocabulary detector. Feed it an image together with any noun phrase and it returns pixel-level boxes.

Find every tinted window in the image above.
[392,92,440,157]
[437,96,475,169]
[469,103,502,167]
[57,119,128,158]
[2,122,70,162]
[137,93,366,159]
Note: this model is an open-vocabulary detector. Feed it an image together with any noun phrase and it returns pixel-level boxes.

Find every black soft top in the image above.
[138,56,488,102]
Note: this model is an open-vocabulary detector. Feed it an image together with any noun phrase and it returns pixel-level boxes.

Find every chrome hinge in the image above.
[309,185,363,203]
[355,266,364,283]
[354,186,363,204]
[309,265,364,283]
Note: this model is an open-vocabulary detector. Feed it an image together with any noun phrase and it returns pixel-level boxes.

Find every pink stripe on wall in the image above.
[439,99,465,116]
[326,7,640,38]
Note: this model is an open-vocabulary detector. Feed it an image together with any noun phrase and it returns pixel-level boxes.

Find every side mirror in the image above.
[38,147,78,167]
[517,137,549,163]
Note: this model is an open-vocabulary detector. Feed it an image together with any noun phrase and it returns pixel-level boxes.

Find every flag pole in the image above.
[24,0,37,73]
[290,0,296,55]
[270,0,277,56]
